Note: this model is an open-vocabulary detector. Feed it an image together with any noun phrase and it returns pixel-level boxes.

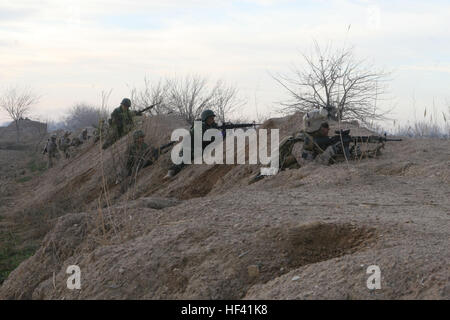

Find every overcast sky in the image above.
[1,0,449,127]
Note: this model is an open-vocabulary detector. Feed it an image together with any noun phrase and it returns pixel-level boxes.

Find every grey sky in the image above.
[1,0,449,126]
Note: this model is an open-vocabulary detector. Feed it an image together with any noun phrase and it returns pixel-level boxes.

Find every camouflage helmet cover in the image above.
[201,109,216,122]
[303,108,329,133]
[121,98,131,108]
[133,130,145,140]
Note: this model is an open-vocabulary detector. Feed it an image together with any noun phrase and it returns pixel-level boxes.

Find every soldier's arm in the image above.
[314,136,334,150]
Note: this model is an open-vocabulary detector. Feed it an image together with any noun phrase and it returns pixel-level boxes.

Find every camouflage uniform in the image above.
[103,98,134,149]
[71,137,82,147]
[58,132,71,159]
[125,130,157,178]
[301,130,341,164]
[45,135,59,168]
[79,128,89,143]
[94,120,108,143]
[166,110,218,177]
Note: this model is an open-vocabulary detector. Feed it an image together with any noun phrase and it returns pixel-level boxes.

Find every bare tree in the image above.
[130,77,171,115]
[165,75,217,124]
[0,86,40,142]
[273,42,390,124]
[165,75,243,124]
[210,80,244,123]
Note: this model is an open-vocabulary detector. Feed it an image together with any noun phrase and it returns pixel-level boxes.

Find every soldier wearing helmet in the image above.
[43,134,60,168]
[125,130,157,179]
[165,109,218,179]
[103,98,134,149]
[271,107,338,173]
[198,109,219,149]
[79,128,89,142]
[58,131,72,159]
[301,108,343,164]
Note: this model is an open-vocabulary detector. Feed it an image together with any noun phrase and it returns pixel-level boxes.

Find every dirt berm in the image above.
[0,113,449,299]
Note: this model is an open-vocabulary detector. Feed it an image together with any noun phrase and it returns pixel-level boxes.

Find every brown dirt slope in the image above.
[0,113,449,299]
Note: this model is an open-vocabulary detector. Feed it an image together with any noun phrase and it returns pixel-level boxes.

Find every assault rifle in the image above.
[331,129,402,159]
[134,101,162,116]
[145,140,178,162]
[217,121,262,137]
[158,140,177,154]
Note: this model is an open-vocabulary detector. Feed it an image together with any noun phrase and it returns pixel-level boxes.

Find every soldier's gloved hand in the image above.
[333,141,345,154]
[329,135,340,145]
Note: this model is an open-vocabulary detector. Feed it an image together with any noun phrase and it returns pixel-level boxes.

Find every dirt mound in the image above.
[177,165,236,200]
[0,119,47,144]
[0,203,376,300]
[1,112,449,300]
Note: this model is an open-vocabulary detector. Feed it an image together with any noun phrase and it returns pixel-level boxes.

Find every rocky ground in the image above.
[0,113,448,299]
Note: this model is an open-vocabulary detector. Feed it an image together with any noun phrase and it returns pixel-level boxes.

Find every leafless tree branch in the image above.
[273,43,390,124]
[0,86,40,142]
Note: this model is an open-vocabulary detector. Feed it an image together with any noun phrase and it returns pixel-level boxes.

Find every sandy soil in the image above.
[0,113,449,299]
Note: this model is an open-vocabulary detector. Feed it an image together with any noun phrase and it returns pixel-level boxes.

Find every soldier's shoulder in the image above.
[112,106,122,114]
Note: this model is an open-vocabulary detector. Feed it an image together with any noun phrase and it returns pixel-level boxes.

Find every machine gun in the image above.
[331,129,402,159]
[332,129,402,143]
[217,121,262,137]
[134,101,162,116]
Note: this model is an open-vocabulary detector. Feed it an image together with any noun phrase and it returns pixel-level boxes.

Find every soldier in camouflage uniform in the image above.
[299,108,340,164]
[79,128,89,142]
[125,130,157,179]
[250,108,339,183]
[103,98,134,149]
[164,109,219,179]
[58,131,71,159]
[70,136,82,147]
[94,119,108,143]
[43,134,60,168]
[301,108,364,164]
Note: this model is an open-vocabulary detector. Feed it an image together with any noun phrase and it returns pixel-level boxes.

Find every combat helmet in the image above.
[121,98,131,108]
[303,108,329,133]
[201,109,216,122]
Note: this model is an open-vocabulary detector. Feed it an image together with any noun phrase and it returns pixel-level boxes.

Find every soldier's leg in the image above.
[282,154,299,169]
[47,154,52,169]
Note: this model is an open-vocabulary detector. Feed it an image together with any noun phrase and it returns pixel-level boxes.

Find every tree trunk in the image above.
[15,120,20,143]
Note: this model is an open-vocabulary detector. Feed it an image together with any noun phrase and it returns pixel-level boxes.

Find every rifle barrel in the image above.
[219,122,261,130]
[350,136,402,143]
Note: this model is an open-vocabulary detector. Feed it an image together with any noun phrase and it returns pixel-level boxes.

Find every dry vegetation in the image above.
[0,112,448,299]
